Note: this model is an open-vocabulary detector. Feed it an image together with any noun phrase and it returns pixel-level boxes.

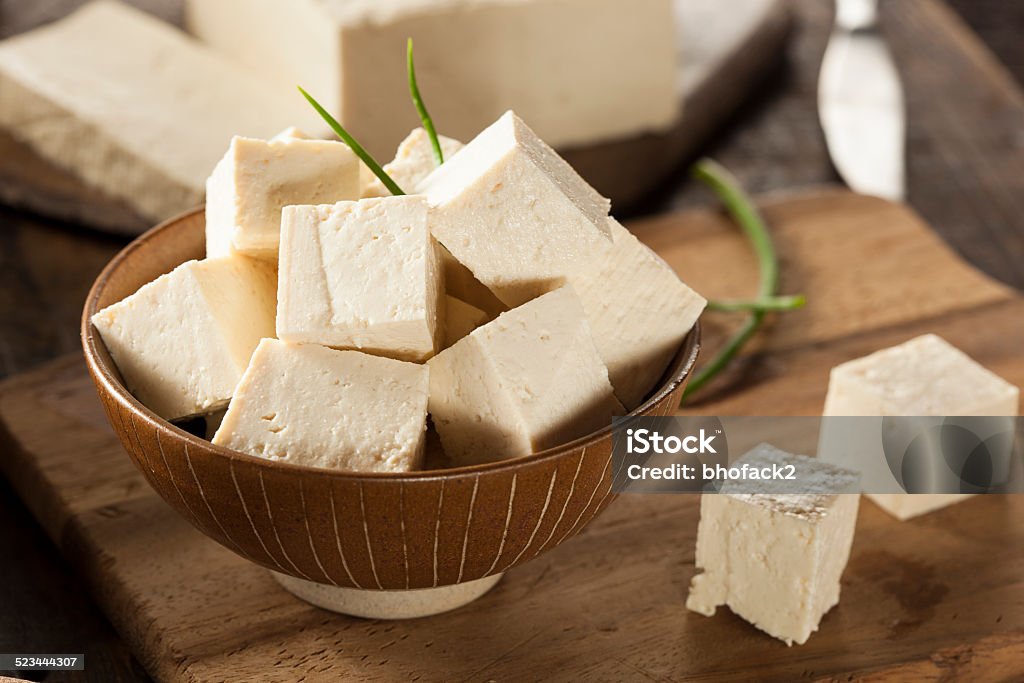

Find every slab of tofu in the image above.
[0,1,314,224]
[686,444,861,645]
[819,334,1020,519]
[91,256,277,421]
[212,339,429,472]
[185,0,678,159]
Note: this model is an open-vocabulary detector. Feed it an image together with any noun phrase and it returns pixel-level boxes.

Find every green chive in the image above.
[707,294,807,313]
[407,38,444,166]
[682,159,805,402]
[298,86,405,196]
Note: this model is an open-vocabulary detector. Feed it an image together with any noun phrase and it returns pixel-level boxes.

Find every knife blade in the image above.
[818,0,906,201]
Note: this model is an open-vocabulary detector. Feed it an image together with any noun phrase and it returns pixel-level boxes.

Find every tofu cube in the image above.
[569,219,706,410]
[205,134,360,260]
[362,127,465,198]
[186,0,677,159]
[686,444,860,646]
[819,334,1020,519]
[428,286,623,465]
[443,296,487,348]
[91,256,277,420]
[421,111,613,308]
[276,195,442,362]
[212,340,428,473]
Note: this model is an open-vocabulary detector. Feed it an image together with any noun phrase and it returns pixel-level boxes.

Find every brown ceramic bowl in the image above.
[81,208,701,591]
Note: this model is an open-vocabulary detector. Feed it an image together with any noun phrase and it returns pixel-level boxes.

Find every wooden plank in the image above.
[1,191,1022,681]
[0,0,790,233]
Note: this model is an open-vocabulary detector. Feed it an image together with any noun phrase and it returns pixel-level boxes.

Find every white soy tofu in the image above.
[819,334,1020,520]
[569,219,706,410]
[362,128,465,198]
[186,0,677,159]
[421,111,613,308]
[0,1,313,224]
[205,134,360,260]
[91,256,277,421]
[212,340,429,473]
[443,296,487,348]
[428,287,623,466]
[277,195,442,362]
[687,444,860,646]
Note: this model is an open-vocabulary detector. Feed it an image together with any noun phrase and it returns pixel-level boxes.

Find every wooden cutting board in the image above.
[1,190,1023,682]
[0,0,791,234]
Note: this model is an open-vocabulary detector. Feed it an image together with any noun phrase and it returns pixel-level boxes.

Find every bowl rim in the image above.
[82,206,702,482]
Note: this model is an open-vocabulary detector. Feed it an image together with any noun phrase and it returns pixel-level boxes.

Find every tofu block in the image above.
[687,444,860,646]
[186,0,677,159]
[212,340,428,473]
[443,296,487,348]
[205,134,360,259]
[91,256,277,420]
[277,196,442,361]
[0,1,312,224]
[428,287,623,465]
[569,219,706,409]
[820,334,1020,520]
[421,111,613,307]
[362,127,465,198]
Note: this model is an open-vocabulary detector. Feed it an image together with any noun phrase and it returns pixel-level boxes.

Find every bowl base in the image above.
[271,572,504,619]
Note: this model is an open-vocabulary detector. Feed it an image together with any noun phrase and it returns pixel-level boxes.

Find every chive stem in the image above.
[707,294,806,313]
[407,39,444,166]
[682,159,802,402]
[298,86,405,196]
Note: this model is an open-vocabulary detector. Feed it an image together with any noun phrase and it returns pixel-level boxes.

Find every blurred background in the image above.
[0,0,1022,679]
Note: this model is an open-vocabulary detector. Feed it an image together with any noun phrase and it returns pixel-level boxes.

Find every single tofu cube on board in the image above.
[212,339,429,473]
[362,127,466,198]
[428,286,623,466]
[421,111,613,308]
[569,219,706,410]
[686,444,861,646]
[443,296,487,349]
[90,256,277,421]
[819,334,1020,520]
[205,134,360,260]
[277,195,442,362]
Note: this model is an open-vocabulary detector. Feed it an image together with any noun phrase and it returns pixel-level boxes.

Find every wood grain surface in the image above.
[0,0,790,232]
[1,190,1022,682]
[0,1,1022,681]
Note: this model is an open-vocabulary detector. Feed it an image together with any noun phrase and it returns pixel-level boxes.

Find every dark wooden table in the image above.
[0,1,1021,681]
